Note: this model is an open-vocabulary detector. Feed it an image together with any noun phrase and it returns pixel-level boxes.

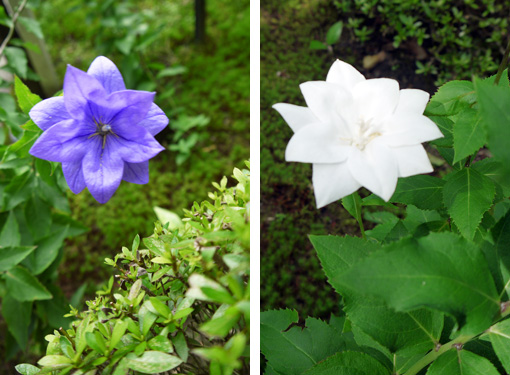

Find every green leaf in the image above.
[309,40,327,50]
[476,77,510,168]
[312,235,443,356]
[261,309,348,374]
[148,336,174,353]
[37,355,73,369]
[15,364,40,375]
[326,21,343,45]
[426,349,499,375]
[200,306,241,338]
[452,108,486,163]
[8,130,40,158]
[0,211,20,246]
[25,194,52,241]
[125,351,183,373]
[110,319,128,350]
[391,175,446,210]
[5,47,28,78]
[59,336,75,359]
[3,171,34,210]
[85,331,107,355]
[3,294,31,349]
[0,246,36,272]
[443,168,495,240]
[304,351,389,375]
[342,192,363,231]
[338,232,500,335]
[14,76,42,115]
[5,266,52,301]
[18,16,44,40]
[428,116,453,147]
[173,332,188,361]
[426,80,475,116]
[26,226,68,275]
[487,319,510,373]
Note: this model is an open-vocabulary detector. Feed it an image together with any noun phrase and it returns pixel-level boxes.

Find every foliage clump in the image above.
[16,163,250,375]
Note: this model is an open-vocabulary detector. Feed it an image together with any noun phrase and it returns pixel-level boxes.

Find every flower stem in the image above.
[494,35,510,86]
[403,305,510,375]
[0,0,29,58]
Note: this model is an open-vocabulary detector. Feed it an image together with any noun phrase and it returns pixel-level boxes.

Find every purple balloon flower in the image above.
[29,56,168,204]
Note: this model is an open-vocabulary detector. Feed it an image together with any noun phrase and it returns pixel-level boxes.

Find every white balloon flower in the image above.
[274,59,443,208]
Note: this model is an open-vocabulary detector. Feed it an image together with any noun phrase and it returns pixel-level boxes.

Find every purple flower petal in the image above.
[137,103,169,136]
[109,128,165,163]
[122,161,149,184]
[107,90,155,128]
[29,97,71,131]
[29,119,92,162]
[64,65,107,120]
[62,161,86,193]
[82,137,124,204]
[87,56,126,94]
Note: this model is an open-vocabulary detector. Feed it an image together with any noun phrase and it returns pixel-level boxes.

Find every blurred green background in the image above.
[261,0,509,319]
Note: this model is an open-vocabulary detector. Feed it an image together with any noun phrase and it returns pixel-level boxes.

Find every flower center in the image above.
[348,116,381,151]
[90,118,118,148]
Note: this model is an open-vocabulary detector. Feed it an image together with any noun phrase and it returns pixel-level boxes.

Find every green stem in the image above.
[404,303,510,375]
[403,335,473,375]
[494,35,510,86]
[0,0,29,58]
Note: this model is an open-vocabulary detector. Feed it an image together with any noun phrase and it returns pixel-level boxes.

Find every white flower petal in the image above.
[285,123,351,164]
[395,89,430,114]
[352,78,400,122]
[299,81,355,128]
[273,103,319,133]
[312,162,361,208]
[348,139,399,201]
[383,113,444,147]
[391,144,433,177]
[326,59,366,91]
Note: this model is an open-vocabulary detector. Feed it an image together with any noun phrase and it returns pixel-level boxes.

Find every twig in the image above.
[0,0,29,58]
[494,34,510,85]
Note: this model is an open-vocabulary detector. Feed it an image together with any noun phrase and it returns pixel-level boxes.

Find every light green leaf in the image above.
[391,175,445,210]
[125,351,183,373]
[487,319,510,373]
[452,108,486,163]
[426,349,499,375]
[5,47,28,78]
[5,266,52,301]
[426,80,475,116]
[326,21,343,45]
[18,16,44,39]
[304,351,389,375]
[338,232,500,335]
[37,355,72,369]
[443,168,495,240]
[110,319,128,350]
[148,336,174,353]
[15,363,40,375]
[14,76,42,114]
[154,206,183,230]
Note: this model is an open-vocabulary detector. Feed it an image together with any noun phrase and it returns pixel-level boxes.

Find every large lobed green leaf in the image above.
[261,309,349,375]
[426,349,499,375]
[335,233,499,335]
[391,176,445,211]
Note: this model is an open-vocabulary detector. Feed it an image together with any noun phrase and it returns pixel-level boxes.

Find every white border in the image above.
[249,0,260,373]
